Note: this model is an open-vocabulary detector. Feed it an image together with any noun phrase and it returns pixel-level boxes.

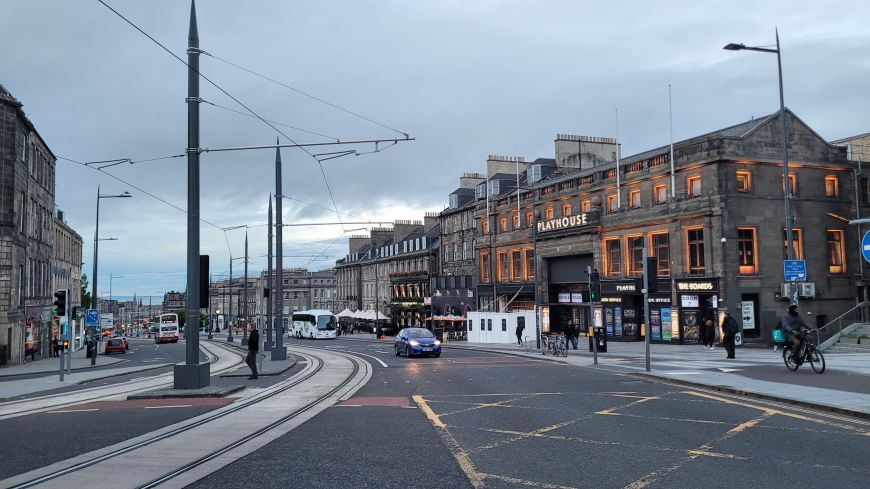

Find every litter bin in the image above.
[0,344,7,366]
[588,326,607,353]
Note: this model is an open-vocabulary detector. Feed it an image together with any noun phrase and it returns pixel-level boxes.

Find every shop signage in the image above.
[616,284,637,292]
[558,293,571,303]
[741,301,756,330]
[602,296,622,304]
[570,293,583,303]
[681,295,699,307]
[647,296,671,304]
[675,280,717,292]
[536,213,590,233]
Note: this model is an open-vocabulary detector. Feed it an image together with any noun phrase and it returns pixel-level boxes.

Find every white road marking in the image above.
[718,368,742,372]
[144,405,192,409]
[334,404,362,407]
[48,408,99,413]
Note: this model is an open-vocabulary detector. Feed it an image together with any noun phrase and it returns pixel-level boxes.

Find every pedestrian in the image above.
[246,325,259,380]
[703,318,715,350]
[515,320,525,346]
[721,310,739,359]
[50,335,58,358]
[566,320,579,350]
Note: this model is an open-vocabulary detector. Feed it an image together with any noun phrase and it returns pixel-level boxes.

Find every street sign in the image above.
[783,260,806,282]
[86,309,100,327]
[862,230,870,264]
[741,301,756,330]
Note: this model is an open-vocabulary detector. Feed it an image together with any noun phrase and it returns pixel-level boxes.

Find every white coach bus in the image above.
[291,310,337,339]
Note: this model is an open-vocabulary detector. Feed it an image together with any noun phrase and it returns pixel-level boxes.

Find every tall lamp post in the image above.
[724,30,796,305]
[92,187,131,314]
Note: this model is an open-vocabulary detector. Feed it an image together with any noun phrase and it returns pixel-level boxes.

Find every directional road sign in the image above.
[862,230,870,264]
[783,260,806,282]
[86,309,100,327]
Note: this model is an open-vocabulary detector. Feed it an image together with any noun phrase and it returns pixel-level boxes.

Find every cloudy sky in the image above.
[3,0,869,299]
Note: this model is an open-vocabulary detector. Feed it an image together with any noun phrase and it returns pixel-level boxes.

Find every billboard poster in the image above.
[661,308,672,341]
[605,307,613,336]
[623,307,637,336]
[650,309,662,341]
[614,306,623,336]
[682,310,701,342]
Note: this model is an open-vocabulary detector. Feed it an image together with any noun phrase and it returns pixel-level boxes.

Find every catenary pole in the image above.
[265,194,273,350]
[273,139,287,360]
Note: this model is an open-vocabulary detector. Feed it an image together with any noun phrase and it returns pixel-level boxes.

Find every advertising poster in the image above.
[623,308,638,336]
[661,308,672,341]
[650,309,662,341]
[605,307,613,336]
[682,310,701,342]
[614,306,623,336]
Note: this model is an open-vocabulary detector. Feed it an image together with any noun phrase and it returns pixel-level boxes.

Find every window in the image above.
[463,241,468,260]
[825,175,839,198]
[449,194,459,208]
[687,175,701,197]
[827,230,845,274]
[482,219,489,234]
[862,177,869,205]
[626,235,644,276]
[629,189,641,209]
[480,252,490,283]
[604,238,622,277]
[686,228,705,275]
[545,208,554,219]
[737,227,758,275]
[653,184,667,204]
[525,249,535,279]
[736,170,751,193]
[562,203,572,216]
[444,246,450,263]
[513,213,520,229]
[607,194,618,212]
[511,250,522,281]
[650,232,670,276]
[782,228,804,260]
[499,217,507,232]
[581,200,591,212]
[782,174,797,195]
[526,211,533,227]
[498,252,510,281]
[463,212,468,229]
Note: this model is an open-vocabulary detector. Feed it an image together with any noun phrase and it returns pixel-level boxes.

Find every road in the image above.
[2,337,868,488]
[190,338,870,489]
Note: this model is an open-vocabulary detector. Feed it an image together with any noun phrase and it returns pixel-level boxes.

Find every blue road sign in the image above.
[783,260,807,282]
[86,309,100,327]
[862,231,870,264]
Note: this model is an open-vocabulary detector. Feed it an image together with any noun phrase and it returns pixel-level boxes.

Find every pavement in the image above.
[337,332,870,419]
[0,344,126,377]
[216,336,298,377]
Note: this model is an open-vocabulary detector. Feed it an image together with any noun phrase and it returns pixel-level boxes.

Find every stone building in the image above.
[209,276,258,328]
[52,209,83,345]
[434,173,484,317]
[163,291,185,314]
[473,110,859,345]
[0,83,57,365]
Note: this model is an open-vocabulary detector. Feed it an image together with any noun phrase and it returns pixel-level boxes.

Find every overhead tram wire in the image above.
[95,1,407,236]
[201,51,410,139]
[200,99,339,142]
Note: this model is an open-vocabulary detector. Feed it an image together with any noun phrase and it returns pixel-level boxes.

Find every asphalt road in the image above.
[190,338,870,489]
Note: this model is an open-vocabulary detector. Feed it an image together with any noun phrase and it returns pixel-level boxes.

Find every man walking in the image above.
[566,319,579,350]
[721,310,739,359]
[515,320,525,346]
[246,325,259,380]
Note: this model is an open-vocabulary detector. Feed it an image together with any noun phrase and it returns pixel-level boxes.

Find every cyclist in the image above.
[780,304,813,364]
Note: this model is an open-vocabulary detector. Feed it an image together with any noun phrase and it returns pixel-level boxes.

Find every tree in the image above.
[81,274,92,309]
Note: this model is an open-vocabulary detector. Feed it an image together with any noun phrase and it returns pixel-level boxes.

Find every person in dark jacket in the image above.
[721,311,739,359]
[246,326,259,379]
[703,318,716,350]
[515,321,525,346]
[780,304,813,364]
[566,320,579,350]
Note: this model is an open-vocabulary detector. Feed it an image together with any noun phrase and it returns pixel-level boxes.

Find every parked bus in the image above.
[155,313,180,344]
[291,310,337,339]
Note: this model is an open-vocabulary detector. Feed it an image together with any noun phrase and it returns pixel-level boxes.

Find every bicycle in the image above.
[782,328,825,374]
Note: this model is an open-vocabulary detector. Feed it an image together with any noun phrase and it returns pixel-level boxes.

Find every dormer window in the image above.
[528,165,543,184]
[449,194,459,208]
[489,180,501,196]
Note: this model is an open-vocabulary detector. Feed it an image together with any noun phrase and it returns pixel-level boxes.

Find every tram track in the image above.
[0,340,245,421]
[2,346,371,489]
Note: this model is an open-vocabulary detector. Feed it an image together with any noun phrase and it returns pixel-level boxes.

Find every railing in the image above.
[813,302,870,351]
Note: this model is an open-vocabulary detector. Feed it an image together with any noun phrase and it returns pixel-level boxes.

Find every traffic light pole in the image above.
[643,248,651,372]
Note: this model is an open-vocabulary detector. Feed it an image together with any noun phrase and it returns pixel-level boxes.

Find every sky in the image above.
[3,0,869,299]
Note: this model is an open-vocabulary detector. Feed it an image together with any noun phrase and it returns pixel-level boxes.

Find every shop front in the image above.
[600,280,643,341]
[543,254,594,335]
[673,278,720,345]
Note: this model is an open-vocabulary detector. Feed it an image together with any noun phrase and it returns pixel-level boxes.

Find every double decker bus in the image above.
[155,313,180,343]
[291,310,337,339]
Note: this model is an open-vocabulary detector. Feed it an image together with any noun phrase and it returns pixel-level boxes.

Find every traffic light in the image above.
[589,269,601,302]
[53,289,67,317]
[645,257,658,293]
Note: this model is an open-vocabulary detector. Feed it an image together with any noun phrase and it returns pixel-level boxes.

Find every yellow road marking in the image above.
[413,395,484,488]
[687,450,747,460]
[413,395,446,428]
[595,395,659,415]
[728,417,763,435]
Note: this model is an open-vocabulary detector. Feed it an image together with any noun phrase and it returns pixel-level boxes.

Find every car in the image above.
[105,337,127,354]
[394,328,441,358]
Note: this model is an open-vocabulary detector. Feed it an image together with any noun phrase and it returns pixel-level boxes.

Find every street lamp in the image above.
[92,186,132,313]
[724,30,796,304]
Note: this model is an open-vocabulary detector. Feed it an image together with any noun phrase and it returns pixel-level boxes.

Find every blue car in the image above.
[395,328,441,358]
